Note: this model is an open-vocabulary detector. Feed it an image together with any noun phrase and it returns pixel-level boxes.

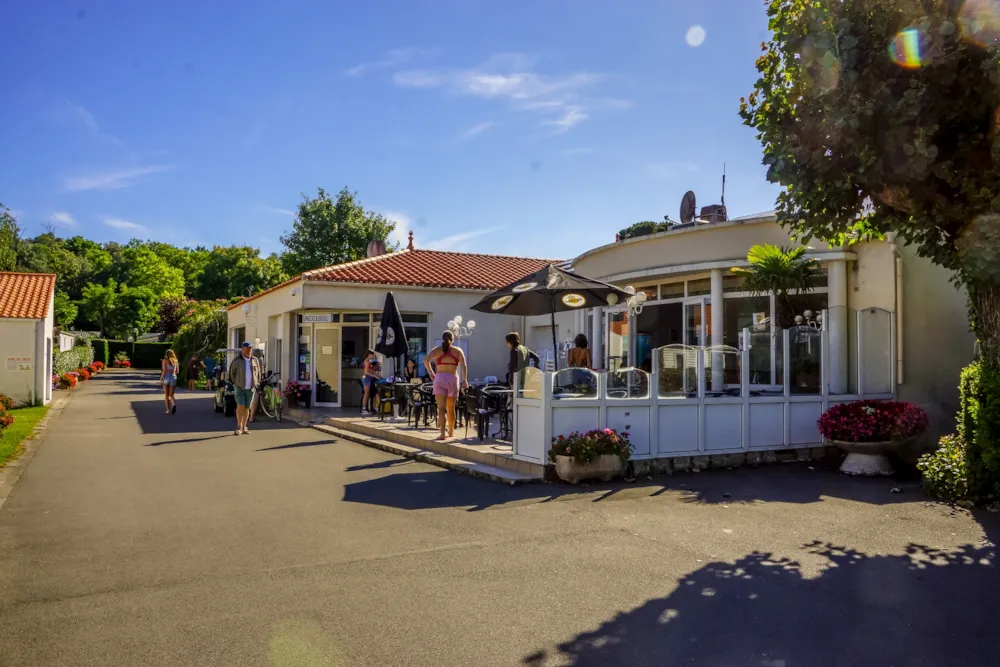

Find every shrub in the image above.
[86,364,97,375]
[0,393,14,412]
[0,412,13,430]
[818,400,928,443]
[58,374,77,389]
[90,338,110,366]
[0,392,14,432]
[957,360,1000,502]
[548,428,633,464]
[53,346,94,376]
[76,368,91,381]
[917,434,969,503]
[92,361,104,372]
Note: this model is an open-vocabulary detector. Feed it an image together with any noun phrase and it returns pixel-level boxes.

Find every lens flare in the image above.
[889,28,924,68]
[960,0,1000,48]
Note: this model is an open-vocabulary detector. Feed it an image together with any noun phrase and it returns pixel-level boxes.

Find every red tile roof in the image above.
[229,249,559,311]
[304,249,558,290]
[0,272,56,319]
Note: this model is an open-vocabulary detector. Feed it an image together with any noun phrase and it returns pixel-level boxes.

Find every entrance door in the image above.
[314,326,341,405]
[683,298,707,347]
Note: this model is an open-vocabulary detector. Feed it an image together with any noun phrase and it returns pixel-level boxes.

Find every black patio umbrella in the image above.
[470,264,632,370]
[375,291,409,378]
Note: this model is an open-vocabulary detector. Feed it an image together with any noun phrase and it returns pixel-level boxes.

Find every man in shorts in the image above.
[228,342,262,435]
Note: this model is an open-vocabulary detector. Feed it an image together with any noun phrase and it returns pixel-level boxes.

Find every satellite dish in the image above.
[680,191,697,223]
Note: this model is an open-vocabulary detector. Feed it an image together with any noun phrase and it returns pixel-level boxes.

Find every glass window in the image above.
[405,326,428,370]
[607,311,629,372]
[656,344,698,398]
[372,313,381,322]
[723,274,745,293]
[635,284,658,301]
[553,368,598,399]
[343,313,370,323]
[607,368,650,399]
[297,326,311,382]
[402,313,429,323]
[660,282,685,299]
[687,278,711,296]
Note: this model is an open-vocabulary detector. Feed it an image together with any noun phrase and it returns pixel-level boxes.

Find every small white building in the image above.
[227,236,557,409]
[0,272,55,406]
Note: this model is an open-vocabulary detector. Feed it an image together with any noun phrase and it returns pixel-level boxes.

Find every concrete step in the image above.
[311,424,539,486]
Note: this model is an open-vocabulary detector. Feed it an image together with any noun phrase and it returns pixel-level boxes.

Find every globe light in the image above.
[447,320,456,330]
[467,320,476,329]
[625,286,636,295]
[636,291,647,305]
[454,315,463,325]
[607,293,619,306]
[242,303,251,314]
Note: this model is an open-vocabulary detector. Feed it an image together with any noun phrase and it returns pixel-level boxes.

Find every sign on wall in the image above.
[5,356,32,371]
[302,314,333,324]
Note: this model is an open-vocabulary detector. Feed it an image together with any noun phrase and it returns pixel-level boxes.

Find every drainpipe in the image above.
[887,233,904,385]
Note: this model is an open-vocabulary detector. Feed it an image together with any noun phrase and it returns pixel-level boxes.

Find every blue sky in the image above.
[1,1,778,260]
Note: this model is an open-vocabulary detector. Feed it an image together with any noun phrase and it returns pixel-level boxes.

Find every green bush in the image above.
[106,341,171,369]
[917,434,969,503]
[53,347,93,375]
[959,360,1000,501]
[90,339,110,366]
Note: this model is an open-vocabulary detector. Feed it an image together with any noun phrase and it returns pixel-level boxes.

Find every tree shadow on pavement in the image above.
[523,531,1000,667]
[130,396,297,435]
[341,463,929,513]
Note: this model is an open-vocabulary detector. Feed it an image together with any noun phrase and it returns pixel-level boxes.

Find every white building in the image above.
[227,235,557,409]
[0,272,55,406]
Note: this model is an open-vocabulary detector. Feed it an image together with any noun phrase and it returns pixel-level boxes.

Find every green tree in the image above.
[63,236,113,299]
[739,0,1000,362]
[109,285,159,339]
[53,290,78,330]
[280,187,396,274]
[0,204,22,272]
[81,280,118,337]
[154,295,189,341]
[17,233,84,296]
[119,244,185,297]
[172,300,228,365]
[730,244,822,328]
[195,246,288,301]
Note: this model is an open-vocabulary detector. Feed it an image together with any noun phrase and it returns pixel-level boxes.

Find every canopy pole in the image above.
[550,297,558,371]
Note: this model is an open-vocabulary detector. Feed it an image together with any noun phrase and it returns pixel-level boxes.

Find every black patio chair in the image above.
[482,387,512,440]
[407,384,435,428]
[463,386,491,441]
[376,383,398,421]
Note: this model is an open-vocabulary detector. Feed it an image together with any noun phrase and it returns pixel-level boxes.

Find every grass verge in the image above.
[0,405,50,468]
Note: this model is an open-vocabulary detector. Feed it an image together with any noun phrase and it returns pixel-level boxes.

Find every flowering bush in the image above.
[917,434,969,502]
[818,400,928,443]
[284,381,312,403]
[86,364,98,375]
[58,373,78,389]
[0,411,13,430]
[92,361,104,371]
[549,428,633,464]
[76,367,91,381]
[0,393,14,412]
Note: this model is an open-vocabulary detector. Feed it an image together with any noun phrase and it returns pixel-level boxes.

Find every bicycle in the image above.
[252,371,283,422]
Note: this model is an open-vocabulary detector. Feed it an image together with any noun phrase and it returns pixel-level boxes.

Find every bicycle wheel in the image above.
[257,385,275,419]
[272,386,283,421]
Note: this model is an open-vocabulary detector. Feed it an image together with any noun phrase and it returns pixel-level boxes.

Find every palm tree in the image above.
[730,244,822,328]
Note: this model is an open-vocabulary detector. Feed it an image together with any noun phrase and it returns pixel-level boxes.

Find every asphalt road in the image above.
[1,370,998,667]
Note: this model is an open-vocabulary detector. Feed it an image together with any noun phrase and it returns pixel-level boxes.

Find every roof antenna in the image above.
[721,163,726,208]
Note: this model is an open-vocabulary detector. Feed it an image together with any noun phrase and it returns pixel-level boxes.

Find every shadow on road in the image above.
[130,394,298,436]
[341,463,929,512]
[256,440,337,452]
[523,533,1000,667]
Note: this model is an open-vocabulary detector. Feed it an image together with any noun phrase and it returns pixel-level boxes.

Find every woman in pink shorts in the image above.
[424,330,468,440]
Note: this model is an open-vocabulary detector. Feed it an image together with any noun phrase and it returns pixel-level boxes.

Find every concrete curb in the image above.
[310,423,538,486]
[0,386,77,512]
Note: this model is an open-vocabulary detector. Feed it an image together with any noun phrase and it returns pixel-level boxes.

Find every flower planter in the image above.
[828,437,916,476]
[554,454,623,484]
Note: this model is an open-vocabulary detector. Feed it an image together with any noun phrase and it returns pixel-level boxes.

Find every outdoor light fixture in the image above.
[624,285,647,316]
[448,315,476,338]
[241,303,251,314]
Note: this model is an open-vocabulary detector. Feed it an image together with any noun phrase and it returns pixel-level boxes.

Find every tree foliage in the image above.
[0,204,22,272]
[280,187,397,274]
[618,220,676,241]
[731,244,822,328]
[53,290,78,330]
[740,0,1000,357]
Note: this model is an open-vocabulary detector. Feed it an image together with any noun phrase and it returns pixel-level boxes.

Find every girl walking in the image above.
[424,331,468,440]
[160,349,179,414]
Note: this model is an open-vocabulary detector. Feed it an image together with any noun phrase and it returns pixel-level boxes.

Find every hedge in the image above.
[90,339,111,366]
[54,346,95,375]
[107,341,172,369]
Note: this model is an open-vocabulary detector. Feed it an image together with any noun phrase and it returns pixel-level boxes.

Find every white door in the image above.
[313,325,341,406]
[532,325,559,369]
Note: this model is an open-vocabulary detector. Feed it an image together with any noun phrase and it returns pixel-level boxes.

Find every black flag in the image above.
[375,292,409,376]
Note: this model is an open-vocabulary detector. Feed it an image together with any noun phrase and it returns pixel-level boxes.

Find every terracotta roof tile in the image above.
[302,249,559,291]
[0,272,56,319]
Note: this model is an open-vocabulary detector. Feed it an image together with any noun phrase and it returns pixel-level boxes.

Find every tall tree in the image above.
[53,290,78,330]
[119,244,186,297]
[109,285,159,339]
[81,280,118,337]
[17,233,84,295]
[195,246,288,301]
[740,0,1000,363]
[0,203,22,272]
[280,187,397,274]
[731,244,822,328]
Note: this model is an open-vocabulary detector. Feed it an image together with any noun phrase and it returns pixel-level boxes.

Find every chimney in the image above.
[407,231,414,250]
[366,239,386,258]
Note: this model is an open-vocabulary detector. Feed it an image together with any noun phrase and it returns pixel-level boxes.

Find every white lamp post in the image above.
[447,314,476,339]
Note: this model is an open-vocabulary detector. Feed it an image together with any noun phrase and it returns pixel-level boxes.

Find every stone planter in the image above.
[554,454,624,484]
[828,437,916,476]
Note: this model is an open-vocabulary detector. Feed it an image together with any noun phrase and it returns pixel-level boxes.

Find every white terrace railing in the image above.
[512,307,896,464]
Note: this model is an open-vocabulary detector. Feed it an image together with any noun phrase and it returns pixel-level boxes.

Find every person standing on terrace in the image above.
[567,334,592,369]
[425,331,467,440]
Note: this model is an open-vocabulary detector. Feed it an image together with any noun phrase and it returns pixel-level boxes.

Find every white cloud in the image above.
[424,226,503,252]
[66,102,124,146]
[65,165,173,192]
[392,54,621,134]
[346,48,426,77]
[48,211,76,226]
[260,205,296,217]
[542,107,588,134]
[686,25,707,47]
[647,161,698,180]
[381,210,411,249]
[103,217,147,231]
[457,121,498,141]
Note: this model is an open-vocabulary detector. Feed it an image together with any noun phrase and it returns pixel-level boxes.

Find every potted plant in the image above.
[818,400,929,476]
[284,381,312,408]
[549,428,633,484]
[112,352,130,368]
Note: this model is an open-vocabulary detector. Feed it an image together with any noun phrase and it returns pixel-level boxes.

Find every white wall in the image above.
[0,319,40,404]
